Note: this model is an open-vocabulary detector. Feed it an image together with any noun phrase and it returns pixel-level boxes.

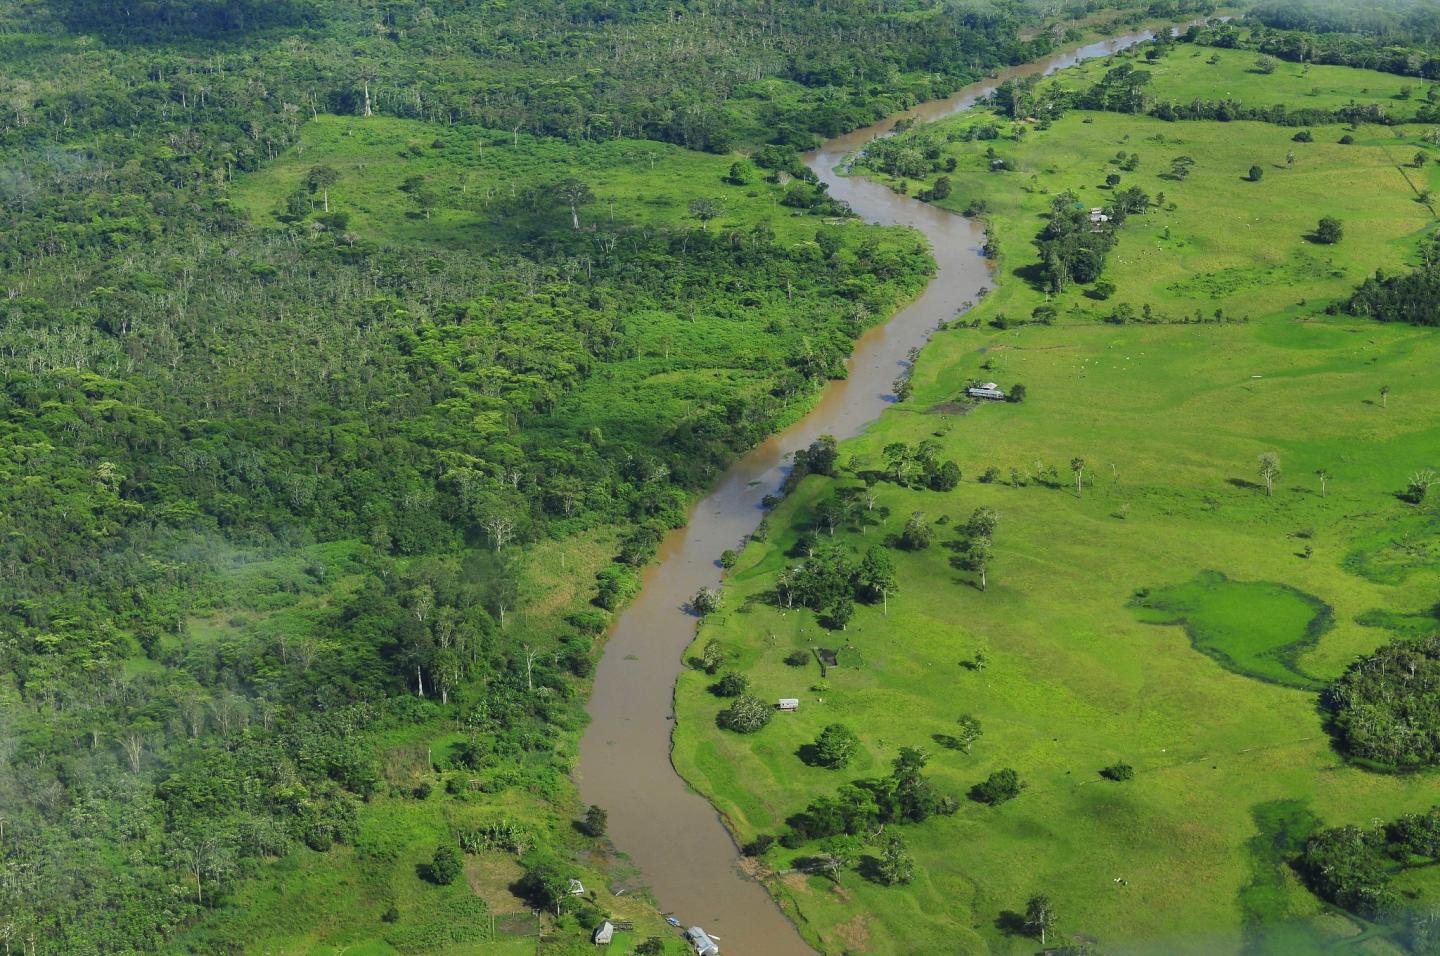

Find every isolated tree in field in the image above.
[691,585,723,615]
[900,511,932,551]
[1257,452,1281,496]
[1007,383,1027,403]
[966,505,1000,540]
[1407,469,1437,504]
[1316,468,1330,498]
[813,723,860,768]
[688,197,723,230]
[877,834,915,885]
[1025,895,1058,945]
[429,843,463,885]
[1254,55,1278,74]
[1315,216,1344,244]
[701,638,726,674]
[816,836,858,882]
[1070,456,1087,495]
[1248,164,1264,182]
[718,694,772,733]
[960,536,994,590]
[970,767,1024,804]
[1415,151,1430,169]
[1380,384,1390,408]
[555,178,595,230]
[306,164,339,211]
[714,671,749,697]
[1286,150,1296,168]
[954,714,983,753]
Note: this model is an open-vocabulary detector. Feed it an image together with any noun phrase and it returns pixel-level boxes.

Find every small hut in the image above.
[777,698,800,712]
[592,921,615,945]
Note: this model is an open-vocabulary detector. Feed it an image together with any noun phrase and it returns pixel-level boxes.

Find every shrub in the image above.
[428,843,463,885]
[1292,129,1313,142]
[1339,134,1355,144]
[970,768,1025,805]
[1247,164,1264,182]
[1100,762,1135,781]
[713,671,750,697]
[812,723,860,768]
[741,834,776,857]
[784,650,811,667]
[583,804,608,838]
[1314,216,1344,244]
[718,694,773,733]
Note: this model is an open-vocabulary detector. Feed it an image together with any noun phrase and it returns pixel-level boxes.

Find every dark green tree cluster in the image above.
[1345,235,1440,326]
[1297,804,1440,923]
[775,544,898,629]
[1034,188,1148,294]
[1325,635,1440,768]
[783,748,956,844]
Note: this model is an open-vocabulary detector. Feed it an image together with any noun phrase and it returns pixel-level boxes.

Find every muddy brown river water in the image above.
[576,26,1190,954]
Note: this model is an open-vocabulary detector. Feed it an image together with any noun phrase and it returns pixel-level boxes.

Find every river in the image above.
[576,24,1188,955]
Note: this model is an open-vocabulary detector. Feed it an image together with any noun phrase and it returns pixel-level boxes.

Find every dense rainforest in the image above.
[0,0,1222,951]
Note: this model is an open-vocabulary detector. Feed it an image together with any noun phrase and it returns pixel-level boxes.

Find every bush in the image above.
[718,695,773,733]
[1292,129,1313,142]
[583,804,608,838]
[784,650,811,667]
[713,671,750,697]
[812,723,860,768]
[1314,216,1344,244]
[1339,134,1355,144]
[1247,165,1264,182]
[741,834,776,857]
[1100,762,1134,781]
[428,843,463,885]
[970,768,1025,805]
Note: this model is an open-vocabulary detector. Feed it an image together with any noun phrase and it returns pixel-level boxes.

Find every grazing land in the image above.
[674,39,1440,956]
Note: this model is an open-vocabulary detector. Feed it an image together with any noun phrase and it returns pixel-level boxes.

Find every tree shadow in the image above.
[796,743,825,767]
[856,854,886,884]
[994,910,1028,936]
[1226,477,1266,493]
[1012,260,1051,291]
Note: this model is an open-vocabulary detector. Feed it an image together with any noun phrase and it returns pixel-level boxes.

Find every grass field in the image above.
[673,48,1440,956]
[1051,44,1436,118]
[896,110,1434,332]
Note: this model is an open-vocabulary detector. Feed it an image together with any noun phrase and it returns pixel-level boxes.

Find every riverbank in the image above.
[577,23,1201,956]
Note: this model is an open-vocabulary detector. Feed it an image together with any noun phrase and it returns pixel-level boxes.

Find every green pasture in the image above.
[674,54,1440,956]
[908,110,1436,330]
[1052,44,1436,118]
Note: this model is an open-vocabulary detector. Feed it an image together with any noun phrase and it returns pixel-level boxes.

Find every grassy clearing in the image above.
[674,52,1440,956]
[230,116,834,249]
[911,110,1434,328]
[1052,44,1435,117]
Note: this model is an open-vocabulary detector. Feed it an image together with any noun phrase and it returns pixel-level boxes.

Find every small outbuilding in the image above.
[966,382,1006,401]
[777,698,800,712]
[568,878,586,896]
[592,921,615,945]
